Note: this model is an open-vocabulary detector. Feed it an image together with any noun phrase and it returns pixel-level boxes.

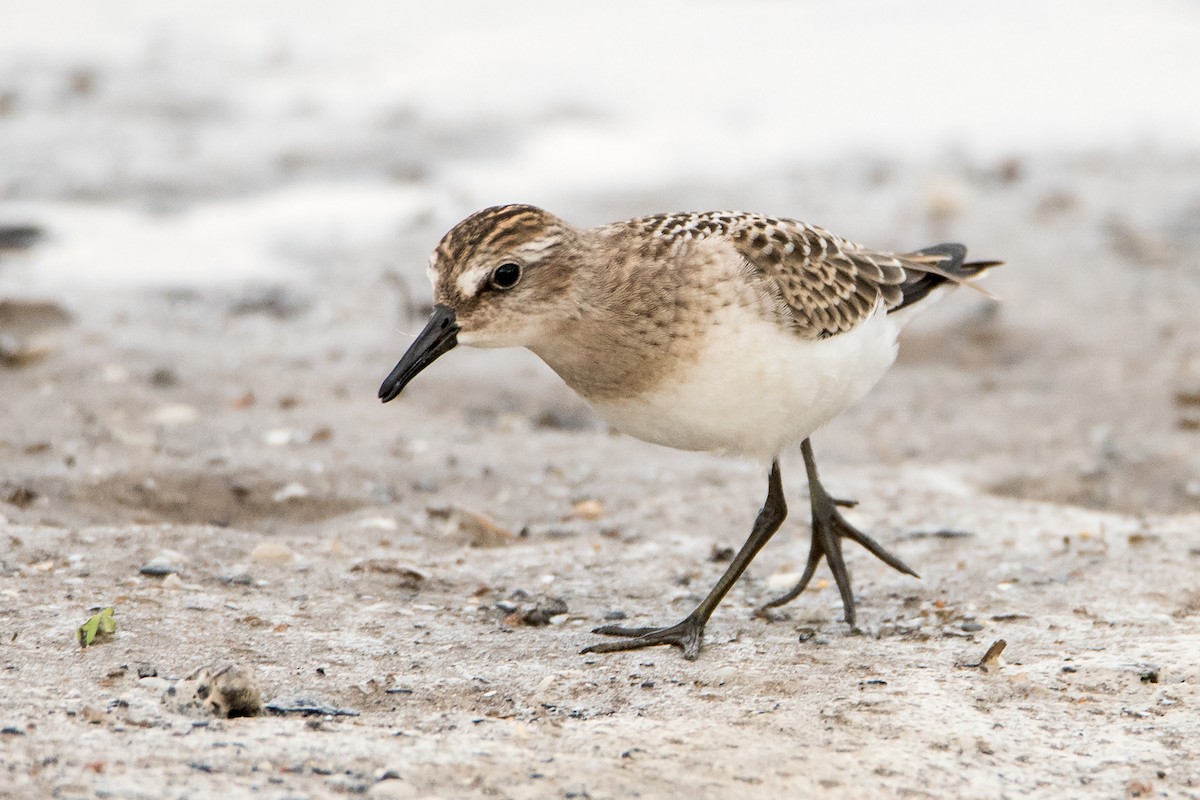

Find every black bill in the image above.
[378,304,460,402]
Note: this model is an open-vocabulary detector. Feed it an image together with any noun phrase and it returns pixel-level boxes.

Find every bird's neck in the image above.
[529,231,683,401]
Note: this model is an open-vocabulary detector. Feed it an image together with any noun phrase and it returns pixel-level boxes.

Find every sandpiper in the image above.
[379,204,999,659]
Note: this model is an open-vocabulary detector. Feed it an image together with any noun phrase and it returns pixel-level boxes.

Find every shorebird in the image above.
[379,205,999,659]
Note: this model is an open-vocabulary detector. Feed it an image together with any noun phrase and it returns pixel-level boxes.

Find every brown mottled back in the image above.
[629,211,988,339]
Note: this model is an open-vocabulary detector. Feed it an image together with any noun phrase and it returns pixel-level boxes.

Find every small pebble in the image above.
[263,428,296,447]
[366,779,421,799]
[272,482,310,502]
[767,571,803,590]
[359,516,398,532]
[149,367,179,387]
[349,559,426,588]
[0,224,44,250]
[139,558,177,577]
[250,541,294,564]
[4,485,38,509]
[522,596,568,626]
[961,621,984,632]
[0,333,57,367]
[571,498,605,520]
[433,506,517,548]
[148,403,199,427]
[709,545,735,562]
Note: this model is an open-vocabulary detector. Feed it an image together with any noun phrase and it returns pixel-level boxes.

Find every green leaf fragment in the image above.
[77,607,116,648]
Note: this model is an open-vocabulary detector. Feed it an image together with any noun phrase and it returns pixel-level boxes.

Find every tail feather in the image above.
[891,242,1002,312]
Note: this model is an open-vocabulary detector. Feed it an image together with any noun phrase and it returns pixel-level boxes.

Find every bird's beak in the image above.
[378,304,460,402]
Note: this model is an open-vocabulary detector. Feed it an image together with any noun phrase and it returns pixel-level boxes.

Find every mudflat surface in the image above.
[3,7,1200,797]
[3,151,1200,799]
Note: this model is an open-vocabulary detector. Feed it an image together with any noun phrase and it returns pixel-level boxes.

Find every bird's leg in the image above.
[582,459,788,660]
[756,438,918,627]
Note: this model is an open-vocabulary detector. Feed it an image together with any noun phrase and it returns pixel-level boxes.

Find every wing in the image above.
[727,216,972,339]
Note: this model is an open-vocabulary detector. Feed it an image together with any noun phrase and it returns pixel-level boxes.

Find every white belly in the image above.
[588,307,900,459]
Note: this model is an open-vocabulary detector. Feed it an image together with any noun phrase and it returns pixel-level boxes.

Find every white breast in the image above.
[588,306,901,459]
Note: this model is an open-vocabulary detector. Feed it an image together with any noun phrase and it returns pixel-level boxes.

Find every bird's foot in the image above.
[581,614,706,660]
[756,500,917,627]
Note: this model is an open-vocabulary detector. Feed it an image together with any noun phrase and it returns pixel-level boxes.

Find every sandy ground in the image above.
[2,150,1200,799]
[3,8,1200,796]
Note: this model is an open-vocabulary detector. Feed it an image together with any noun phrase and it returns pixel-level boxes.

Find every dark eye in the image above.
[490,262,521,290]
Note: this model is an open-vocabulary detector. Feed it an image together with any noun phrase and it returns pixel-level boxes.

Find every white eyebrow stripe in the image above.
[455,263,493,297]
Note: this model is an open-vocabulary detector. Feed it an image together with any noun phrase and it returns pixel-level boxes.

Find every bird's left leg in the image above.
[582,459,788,660]
[756,438,918,627]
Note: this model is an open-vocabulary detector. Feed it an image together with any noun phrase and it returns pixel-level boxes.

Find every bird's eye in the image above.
[490,262,522,290]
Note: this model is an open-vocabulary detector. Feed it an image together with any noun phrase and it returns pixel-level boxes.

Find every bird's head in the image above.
[379,204,582,402]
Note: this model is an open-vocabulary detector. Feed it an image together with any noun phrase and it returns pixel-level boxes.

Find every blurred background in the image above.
[2,0,1199,520]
